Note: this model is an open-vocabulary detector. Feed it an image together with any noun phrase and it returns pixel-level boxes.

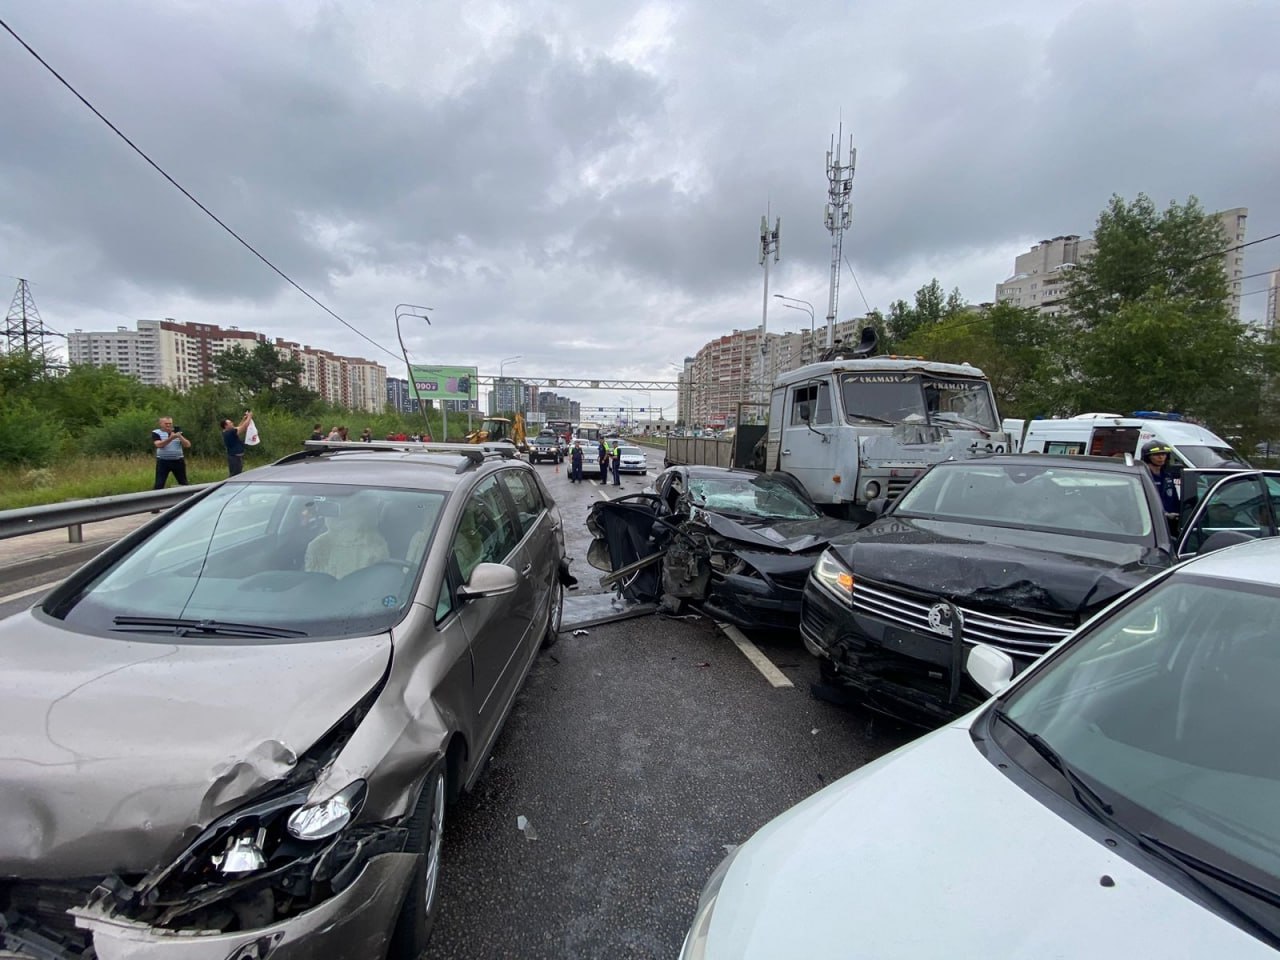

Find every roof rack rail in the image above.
[273,440,518,468]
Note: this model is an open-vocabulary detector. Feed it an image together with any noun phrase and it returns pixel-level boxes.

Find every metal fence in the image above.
[0,485,211,543]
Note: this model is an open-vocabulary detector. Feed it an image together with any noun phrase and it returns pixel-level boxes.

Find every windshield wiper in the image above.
[993,708,1114,822]
[931,411,992,433]
[845,413,895,425]
[1138,833,1280,910]
[112,616,307,639]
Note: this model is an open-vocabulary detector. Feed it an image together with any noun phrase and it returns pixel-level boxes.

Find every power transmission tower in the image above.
[823,125,856,348]
[4,278,57,369]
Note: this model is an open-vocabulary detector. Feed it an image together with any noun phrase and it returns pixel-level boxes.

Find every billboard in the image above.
[408,365,478,402]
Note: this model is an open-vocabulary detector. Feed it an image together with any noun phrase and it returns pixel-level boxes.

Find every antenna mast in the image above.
[823,125,856,348]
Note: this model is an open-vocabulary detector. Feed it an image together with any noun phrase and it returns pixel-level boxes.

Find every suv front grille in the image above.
[853,579,1073,658]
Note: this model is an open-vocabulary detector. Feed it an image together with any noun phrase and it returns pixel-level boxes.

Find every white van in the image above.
[1008,413,1249,468]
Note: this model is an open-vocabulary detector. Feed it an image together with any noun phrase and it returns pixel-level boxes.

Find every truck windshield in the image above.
[839,373,998,429]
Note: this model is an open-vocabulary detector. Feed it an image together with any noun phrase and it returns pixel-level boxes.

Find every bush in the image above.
[81,409,164,457]
[0,400,68,466]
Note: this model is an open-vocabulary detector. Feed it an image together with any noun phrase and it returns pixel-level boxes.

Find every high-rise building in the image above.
[1266,269,1279,339]
[996,208,1248,319]
[386,377,416,413]
[67,319,388,412]
[489,378,531,414]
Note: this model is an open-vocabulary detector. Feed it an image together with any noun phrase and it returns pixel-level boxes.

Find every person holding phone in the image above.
[151,415,191,488]
[221,410,253,477]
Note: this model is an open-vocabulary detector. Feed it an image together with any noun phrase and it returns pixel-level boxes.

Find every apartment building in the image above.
[67,319,388,412]
[996,207,1248,319]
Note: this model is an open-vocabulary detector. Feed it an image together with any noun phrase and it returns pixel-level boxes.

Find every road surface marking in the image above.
[719,624,794,688]
[0,579,60,606]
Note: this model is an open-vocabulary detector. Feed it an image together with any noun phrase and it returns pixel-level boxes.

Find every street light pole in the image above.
[774,294,816,364]
[497,355,522,419]
[394,303,433,435]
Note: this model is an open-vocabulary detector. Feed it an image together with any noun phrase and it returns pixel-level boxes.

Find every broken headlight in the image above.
[287,780,367,841]
[811,549,854,604]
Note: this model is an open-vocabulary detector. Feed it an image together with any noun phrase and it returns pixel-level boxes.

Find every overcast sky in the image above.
[2,0,1278,417]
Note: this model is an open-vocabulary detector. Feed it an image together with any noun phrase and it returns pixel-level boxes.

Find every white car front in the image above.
[683,539,1280,959]
[616,445,648,474]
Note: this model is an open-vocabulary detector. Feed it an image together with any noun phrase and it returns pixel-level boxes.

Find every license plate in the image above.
[880,625,952,668]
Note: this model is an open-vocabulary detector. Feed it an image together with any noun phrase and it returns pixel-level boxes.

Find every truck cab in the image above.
[765,358,1007,521]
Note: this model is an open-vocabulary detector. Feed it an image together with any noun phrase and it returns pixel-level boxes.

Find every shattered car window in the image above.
[685,474,821,520]
[53,482,445,639]
[895,463,1153,539]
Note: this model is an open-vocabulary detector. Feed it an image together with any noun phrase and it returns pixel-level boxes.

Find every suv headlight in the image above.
[811,548,854,604]
[680,845,742,960]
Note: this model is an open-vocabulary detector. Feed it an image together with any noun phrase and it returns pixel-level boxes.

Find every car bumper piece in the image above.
[73,853,416,960]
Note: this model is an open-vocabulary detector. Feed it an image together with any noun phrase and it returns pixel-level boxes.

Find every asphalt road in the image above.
[424,459,913,959]
[0,456,915,959]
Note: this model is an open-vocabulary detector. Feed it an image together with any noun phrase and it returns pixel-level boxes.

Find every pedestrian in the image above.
[597,439,609,483]
[1140,441,1180,516]
[570,442,584,482]
[327,425,342,441]
[309,423,324,442]
[221,410,253,477]
[338,426,349,441]
[360,427,373,442]
[151,416,191,489]
[610,439,622,485]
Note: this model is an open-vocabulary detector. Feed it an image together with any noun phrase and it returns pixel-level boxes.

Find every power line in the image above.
[0,16,401,363]
[842,256,872,313]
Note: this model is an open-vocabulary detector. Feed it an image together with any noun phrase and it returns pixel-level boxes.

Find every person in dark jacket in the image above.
[570,442,584,482]
[1141,440,1180,515]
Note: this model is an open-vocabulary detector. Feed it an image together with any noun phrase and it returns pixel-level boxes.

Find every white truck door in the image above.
[779,379,838,503]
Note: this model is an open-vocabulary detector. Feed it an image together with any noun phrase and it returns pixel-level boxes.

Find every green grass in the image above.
[0,455,235,511]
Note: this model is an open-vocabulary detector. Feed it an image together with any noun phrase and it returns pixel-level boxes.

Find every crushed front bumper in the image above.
[800,581,989,726]
[71,853,416,960]
[701,571,804,632]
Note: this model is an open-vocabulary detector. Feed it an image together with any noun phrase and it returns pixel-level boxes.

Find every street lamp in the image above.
[774,294,815,363]
[394,303,433,433]
[496,355,522,416]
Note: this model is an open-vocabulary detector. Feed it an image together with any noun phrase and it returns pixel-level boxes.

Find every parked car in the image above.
[586,465,861,631]
[683,536,1280,959]
[802,455,1280,725]
[615,445,648,474]
[0,441,573,960]
[528,433,563,464]
[575,438,601,471]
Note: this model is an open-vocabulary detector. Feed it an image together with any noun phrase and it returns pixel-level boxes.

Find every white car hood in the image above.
[706,722,1272,959]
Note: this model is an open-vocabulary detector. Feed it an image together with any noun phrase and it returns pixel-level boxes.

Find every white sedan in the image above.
[681,537,1280,959]
[615,445,648,474]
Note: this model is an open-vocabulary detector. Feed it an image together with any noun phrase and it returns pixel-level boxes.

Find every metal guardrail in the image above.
[0,484,213,543]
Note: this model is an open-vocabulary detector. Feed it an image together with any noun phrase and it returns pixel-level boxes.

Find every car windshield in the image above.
[1000,572,1280,901]
[1179,444,1251,468]
[53,481,445,640]
[620,446,642,456]
[839,373,998,429]
[895,462,1153,539]
[686,474,820,520]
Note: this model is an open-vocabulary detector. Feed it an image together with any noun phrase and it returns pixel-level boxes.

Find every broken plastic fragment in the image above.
[572,629,589,636]
[811,728,819,735]
[517,815,538,840]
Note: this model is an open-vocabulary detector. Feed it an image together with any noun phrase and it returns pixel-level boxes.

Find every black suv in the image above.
[528,433,563,464]
[802,455,1280,725]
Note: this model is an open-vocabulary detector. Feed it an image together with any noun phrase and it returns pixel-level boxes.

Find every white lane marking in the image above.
[597,490,612,500]
[0,579,61,606]
[719,624,794,688]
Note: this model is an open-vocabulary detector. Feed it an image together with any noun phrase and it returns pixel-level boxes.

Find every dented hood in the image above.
[831,517,1163,617]
[699,512,859,553]
[0,609,390,878]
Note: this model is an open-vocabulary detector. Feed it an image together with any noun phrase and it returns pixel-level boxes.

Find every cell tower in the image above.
[823,125,856,348]
[4,279,57,368]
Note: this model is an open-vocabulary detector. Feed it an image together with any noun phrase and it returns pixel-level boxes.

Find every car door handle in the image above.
[521,563,532,576]
[781,449,791,455]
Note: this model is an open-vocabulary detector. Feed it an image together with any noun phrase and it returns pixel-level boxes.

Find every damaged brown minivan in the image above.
[0,441,572,960]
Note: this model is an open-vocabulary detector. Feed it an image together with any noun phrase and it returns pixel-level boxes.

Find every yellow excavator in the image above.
[466,413,527,450]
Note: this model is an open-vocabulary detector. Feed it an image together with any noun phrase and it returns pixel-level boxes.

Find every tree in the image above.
[213,341,305,396]
[1065,193,1257,426]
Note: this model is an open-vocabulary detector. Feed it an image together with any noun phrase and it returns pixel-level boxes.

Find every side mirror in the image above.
[865,497,889,518]
[967,644,1015,697]
[457,562,519,600]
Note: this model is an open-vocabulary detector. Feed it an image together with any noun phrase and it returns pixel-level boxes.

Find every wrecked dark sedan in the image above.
[587,465,860,631]
[801,455,1181,726]
[0,440,570,960]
